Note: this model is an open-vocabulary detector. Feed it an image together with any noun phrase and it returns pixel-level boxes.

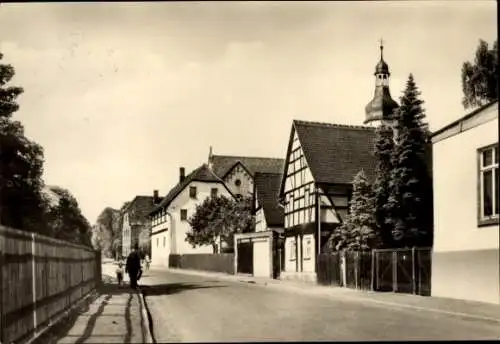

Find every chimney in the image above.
[153,190,159,204]
[208,146,214,170]
[179,167,185,183]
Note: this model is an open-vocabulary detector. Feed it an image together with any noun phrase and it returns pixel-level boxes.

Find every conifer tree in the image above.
[372,123,395,248]
[328,170,378,251]
[385,74,432,248]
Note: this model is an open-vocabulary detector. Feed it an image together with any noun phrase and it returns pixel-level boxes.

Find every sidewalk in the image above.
[161,266,500,323]
[36,262,152,344]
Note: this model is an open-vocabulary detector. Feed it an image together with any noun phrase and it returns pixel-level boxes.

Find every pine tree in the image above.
[372,123,395,248]
[328,170,378,252]
[386,74,432,248]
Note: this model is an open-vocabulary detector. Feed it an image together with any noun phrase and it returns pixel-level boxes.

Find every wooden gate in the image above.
[237,241,253,275]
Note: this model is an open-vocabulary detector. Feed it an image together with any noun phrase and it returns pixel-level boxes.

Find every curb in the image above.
[138,286,156,344]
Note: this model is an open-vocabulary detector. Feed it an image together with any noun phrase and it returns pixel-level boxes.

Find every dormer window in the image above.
[235,179,242,187]
[189,186,197,199]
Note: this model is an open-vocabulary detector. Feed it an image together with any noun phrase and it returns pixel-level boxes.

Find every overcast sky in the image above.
[0,1,496,223]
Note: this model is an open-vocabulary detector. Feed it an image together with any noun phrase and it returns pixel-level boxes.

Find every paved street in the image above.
[141,268,500,342]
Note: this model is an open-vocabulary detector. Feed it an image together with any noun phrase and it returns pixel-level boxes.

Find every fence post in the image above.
[392,251,397,292]
[354,252,359,290]
[412,247,416,295]
[370,249,375,291]
[31,233,37,337]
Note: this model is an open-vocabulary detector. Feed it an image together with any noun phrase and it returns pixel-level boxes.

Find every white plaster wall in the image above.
[151,219,170,266]
[255,208,267,232]
[121,213,131,257]
[170,181,233,254]
[433,117,499,253]
[253,238,271,277]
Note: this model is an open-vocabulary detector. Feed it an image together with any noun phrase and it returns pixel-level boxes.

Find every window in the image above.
[189,186,197,199]
[211,188,218,198]
[163,236,166,248]
[235,179,242,187]
[304,238,312,260]
[479,145,499,225]
[156,237,159,247]
[180,209,188,221]
[290,239,296,260]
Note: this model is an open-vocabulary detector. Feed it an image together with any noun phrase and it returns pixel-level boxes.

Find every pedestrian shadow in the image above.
[34,280,140,344]
[141,282,227,296]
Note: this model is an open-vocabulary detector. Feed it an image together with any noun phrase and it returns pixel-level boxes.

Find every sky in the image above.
[0,1,497,224]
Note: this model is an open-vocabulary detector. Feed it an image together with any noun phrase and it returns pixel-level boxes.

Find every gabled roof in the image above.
[280,120,377,196]
[254,172,284,227]
[150,163,229,215]
[124,196,155,224]
[210,155,284,179]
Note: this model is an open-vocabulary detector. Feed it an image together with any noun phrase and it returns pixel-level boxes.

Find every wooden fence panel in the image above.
[0,225,101,344]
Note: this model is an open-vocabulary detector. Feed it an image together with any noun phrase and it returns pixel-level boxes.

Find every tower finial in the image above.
[379,38,384,60]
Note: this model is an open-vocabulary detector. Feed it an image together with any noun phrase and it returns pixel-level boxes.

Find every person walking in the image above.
[125,244,142,289]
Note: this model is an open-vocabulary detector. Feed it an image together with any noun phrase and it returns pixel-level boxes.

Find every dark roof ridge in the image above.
[293,119,375,131]
[211,154,283,160]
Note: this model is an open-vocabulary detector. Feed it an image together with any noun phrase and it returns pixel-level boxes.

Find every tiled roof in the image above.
[210,155,284,178]
[150,163,226,215]
[293,120,377,184]
[254,172,284,227]
[125,196,155,224]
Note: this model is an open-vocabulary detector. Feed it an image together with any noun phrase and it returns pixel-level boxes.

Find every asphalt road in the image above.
[141,269,500,342]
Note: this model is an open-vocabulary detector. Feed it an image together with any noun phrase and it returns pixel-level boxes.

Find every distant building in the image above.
[149,165,234,266]
[150,153,285,267]
[431,101,499,304]
[208,149,284,197]
[234,172,285,278]
[121,195,156,258]
[278,120,377,283]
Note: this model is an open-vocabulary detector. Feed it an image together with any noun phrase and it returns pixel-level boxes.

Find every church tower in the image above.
[364,40,399,128]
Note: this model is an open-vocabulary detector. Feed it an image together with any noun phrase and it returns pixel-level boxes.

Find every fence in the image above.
[169,253,234,275]
[317,247,432,296]
[0,225,101,344]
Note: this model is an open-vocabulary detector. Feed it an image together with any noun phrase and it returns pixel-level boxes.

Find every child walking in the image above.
[116,262,124,286]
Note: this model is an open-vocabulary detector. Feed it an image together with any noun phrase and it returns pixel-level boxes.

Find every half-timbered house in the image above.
[278,120,377,282]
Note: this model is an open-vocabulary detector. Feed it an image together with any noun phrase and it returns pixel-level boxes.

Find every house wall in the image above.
[432,113,499,304]
[151,220,169,266]
[255,207,267,232]
[121,212,131,258]
[170,181,233,256]
[224,164,254,197]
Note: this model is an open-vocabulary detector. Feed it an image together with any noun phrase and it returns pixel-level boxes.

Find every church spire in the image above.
[364,39,399,125]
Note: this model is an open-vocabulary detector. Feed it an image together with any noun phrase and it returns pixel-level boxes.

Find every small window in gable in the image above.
[180,209,188,221]
[235,179,242,187]
[211,188,218,198]
[189,186,197,199]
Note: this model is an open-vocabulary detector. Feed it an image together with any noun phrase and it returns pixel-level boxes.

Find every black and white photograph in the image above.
[0,1,498,343]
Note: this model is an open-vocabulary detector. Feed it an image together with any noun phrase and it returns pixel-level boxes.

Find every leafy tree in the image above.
[186,195,254,253]
[461,39,498,109]
[92,206,122,258]
[0,52,47,234]
[385,74,433,248]
[372,123,395,248]
[327,170,378,252]
[45,186,92,246]
[138,222,152,257]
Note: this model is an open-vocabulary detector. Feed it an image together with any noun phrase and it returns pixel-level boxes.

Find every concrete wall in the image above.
[432,112,499,304]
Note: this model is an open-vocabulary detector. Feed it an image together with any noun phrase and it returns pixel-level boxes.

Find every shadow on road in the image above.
[141,282,227,296]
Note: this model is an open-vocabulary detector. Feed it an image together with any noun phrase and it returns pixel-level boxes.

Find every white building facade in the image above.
[431,101,499,304]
